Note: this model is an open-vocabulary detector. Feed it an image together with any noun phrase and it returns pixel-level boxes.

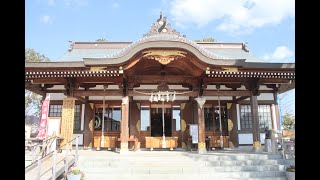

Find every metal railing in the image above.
[281,137,295,159]
[25,136,79,180]
[26,136,59,163]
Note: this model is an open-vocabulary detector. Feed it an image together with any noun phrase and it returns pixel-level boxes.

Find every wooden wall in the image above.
[83,102,94,148]
[181,100,194,149]
[229,103,239,147]
[129,101,140,139]
[140,131,151,148]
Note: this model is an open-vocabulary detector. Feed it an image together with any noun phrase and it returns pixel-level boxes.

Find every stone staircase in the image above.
[77,150,293,180]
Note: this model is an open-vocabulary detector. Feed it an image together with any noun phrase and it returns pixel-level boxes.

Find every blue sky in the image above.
[25,0,295,115]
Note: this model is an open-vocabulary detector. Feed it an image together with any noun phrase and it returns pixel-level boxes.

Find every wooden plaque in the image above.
[60,98,75,149]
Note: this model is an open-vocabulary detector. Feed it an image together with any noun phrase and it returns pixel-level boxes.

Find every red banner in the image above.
[36,94,51,140]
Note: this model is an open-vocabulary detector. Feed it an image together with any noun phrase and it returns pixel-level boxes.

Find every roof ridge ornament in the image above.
[143,12,186,38]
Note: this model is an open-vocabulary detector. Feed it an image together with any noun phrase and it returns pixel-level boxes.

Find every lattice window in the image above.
[240,105,272,130]
[204,107,214,130]
[49,104,81,131]
[141,106,150,131]
[240,105,252,129]
[49,105,62,117]
[73,105,81,131]
[258,105,272,129]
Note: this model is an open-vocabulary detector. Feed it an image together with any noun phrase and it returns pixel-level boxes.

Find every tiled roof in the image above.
[56,46,263,62]
[205,48,263,62]
[57,49,121,61]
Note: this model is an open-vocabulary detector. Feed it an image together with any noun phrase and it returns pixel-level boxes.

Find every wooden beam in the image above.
[234,96,250,103]
[225,84,242,89]
[30,77,123,84]
[69,89,260,97]
[204,77,291,84]
[130,75,198,84]
[203,90,252,96]
[73,90,123,96]
[45,90,65,93]
[74,96,86,103]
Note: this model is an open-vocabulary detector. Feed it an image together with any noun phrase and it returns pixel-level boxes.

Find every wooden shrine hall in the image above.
[25,14,295,154]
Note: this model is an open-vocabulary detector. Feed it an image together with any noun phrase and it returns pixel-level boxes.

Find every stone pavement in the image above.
[76,149,293,180]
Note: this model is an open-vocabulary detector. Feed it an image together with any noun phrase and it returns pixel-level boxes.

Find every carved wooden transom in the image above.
[142,50,187,65]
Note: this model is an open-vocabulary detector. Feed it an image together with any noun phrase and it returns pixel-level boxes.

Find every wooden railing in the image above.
[25,136,79,180]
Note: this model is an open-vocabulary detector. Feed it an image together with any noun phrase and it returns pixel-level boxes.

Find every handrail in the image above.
[25,136,79,169]
[25,136,80,180]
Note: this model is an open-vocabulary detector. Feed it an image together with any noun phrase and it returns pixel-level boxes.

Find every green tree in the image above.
[96,38,107,42]
[282,113,295,130]
[25,48,49,62]
[193,37,215,42]
[25,48,50,119]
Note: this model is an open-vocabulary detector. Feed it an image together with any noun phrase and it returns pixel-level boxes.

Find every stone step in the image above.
[83,174,287,180]
[77,154,283,161]
[187,154,283,161]
[80,165,285,174]
[78,159,293,168]
[81,171,285,179]
[76,150,291,180]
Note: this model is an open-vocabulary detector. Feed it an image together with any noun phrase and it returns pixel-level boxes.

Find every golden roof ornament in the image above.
[143,12,186,38]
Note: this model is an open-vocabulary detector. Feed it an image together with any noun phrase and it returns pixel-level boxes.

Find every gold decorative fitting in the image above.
[119,66,123,74]
[136,120,141,131]
[222,67,238,72]
[253,141,261,148]
[181,119,186,132]
[228,119,233,132]
[227,103,232,109]
[121,142,129,150]
[198,142,206,150]
[180,103,186,110]
[182,142,187,149]
[90,66,107,71]
[206,67,210,74]
[142,50,187,65]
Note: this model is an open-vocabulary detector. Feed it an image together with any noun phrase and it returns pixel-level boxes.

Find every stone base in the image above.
[252,141,263,153]
[252,146,263,153]
[264,139,272,152]
[198,149,207,154]
[120,149,129,154]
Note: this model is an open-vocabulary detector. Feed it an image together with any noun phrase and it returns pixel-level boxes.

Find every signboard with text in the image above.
[189,124,198,144]
[60,98,75,149]
[36,95,51,140]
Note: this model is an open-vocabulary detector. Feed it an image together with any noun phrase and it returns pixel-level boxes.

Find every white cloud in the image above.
[112,2,119,8]
[40,15,52,24]
[169,0,294,34]
[63,0,88,7]
[48,0,55,6]
[263,46,294,62]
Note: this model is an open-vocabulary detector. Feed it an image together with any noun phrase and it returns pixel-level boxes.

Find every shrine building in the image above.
[25,15,295,153]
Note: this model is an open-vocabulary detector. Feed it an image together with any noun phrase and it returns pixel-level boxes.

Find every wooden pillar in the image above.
[195,97,206,154]
[273,92,281,130]
[83,97,94,149]
[129,101,140,149]
[120,96,129,154]
[228,102,239,147]
[250,96,262,152]
[181,101,192,149]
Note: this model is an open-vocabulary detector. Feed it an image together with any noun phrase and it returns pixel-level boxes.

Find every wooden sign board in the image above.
[189,124,198,144]
[60,98,75,149]
[47,117,61,152]
[47,117,61,137]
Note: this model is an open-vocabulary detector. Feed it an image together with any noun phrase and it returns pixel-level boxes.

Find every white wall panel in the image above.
[257,93,274,100]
